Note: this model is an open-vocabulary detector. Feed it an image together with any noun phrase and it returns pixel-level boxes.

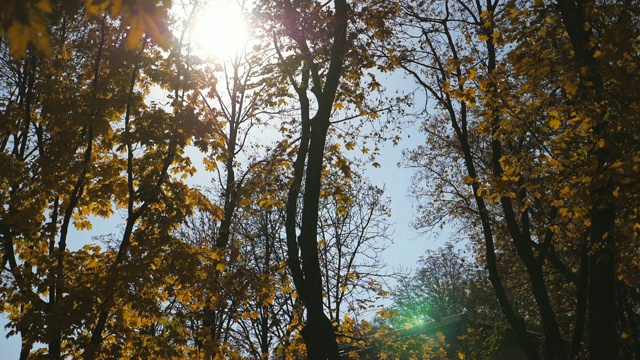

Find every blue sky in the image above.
[0,10,450,357]
[0,132,442,358]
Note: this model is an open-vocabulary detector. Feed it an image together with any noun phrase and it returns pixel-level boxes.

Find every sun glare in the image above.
[192,4,249,59]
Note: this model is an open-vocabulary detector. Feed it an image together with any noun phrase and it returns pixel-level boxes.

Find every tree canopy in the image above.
[1,0,639,359]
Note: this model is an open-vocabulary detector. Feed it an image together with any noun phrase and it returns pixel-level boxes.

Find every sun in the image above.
[191,3,249,59]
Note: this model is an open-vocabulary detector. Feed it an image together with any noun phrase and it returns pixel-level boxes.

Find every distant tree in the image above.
[385,244,502,360]
[393,244,478,324]
[317,167,391,328]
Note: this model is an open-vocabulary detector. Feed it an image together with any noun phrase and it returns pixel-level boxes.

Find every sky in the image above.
[0,88,444,360]
[0,3,451,357]
[0,118,441,359]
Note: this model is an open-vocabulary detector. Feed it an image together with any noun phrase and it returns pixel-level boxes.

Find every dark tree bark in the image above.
[555,1,617,358]
[280,0,350,358]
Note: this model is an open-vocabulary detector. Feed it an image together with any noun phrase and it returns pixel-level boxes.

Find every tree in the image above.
[191,1,281,354]
[0,0,171,57]
[395,0,640,359]
[317,169,391,328]
[257,0,398,358]
[9,0,637,358]
[552,0,640,357]
[391,244,493,324]
[392,1,561,356]
[388,243,502,360]
[1,2,211,358]
[1,0,407,357]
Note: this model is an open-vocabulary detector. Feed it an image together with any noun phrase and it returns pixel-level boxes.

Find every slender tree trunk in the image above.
[297,118,340,360]
[280,1,349,358]
[571,236,589,358]
[408,2,542,353]
[479,3,544,358]
[303,310,339,360]
[587,196,616,359]
[19,337,33,360]
[450,110,540,359]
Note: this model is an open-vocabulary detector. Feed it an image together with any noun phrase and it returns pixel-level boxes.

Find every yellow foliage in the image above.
[462,176,474,185]
[468,68,477,80]
[2,0,170,58]
[5,16,51,57]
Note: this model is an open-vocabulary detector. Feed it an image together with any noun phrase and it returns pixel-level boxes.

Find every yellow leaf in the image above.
[123,4,169,49]
[377,309,391,319]
[6,18,51,57]
[35,0,52,12]
[125,12,146,49]
[478,34,489,42]
[613,187,620,198]
[551,199,564,207]
[564,82,578,96]
[468,68,477,80]
[443,81,450,93]
[209,250,221,261]
[622,332,630,340]
[216,263,227,271]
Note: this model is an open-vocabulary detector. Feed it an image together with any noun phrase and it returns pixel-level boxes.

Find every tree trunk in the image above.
[555,1,617,358]
[19,338,33,360]
[280,1,349,359]
[588,196,617,359]
[302,310,340,360]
